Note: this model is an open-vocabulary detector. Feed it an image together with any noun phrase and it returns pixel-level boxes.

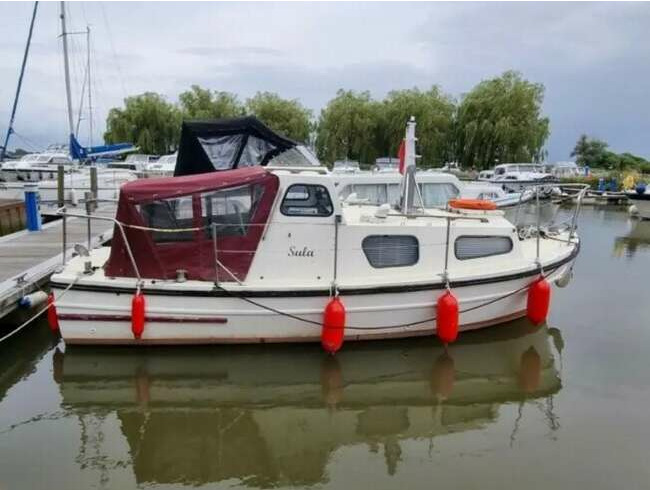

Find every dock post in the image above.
[57,164,65,208]
[90,166,98,209]
[84,191,93,249]
[23,183,41,232]
[61,208,67,265]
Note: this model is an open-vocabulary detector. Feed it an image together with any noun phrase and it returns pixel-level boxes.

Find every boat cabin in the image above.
[335,171,461,208]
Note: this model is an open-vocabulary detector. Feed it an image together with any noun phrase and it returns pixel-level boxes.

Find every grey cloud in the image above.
[1,1,648,161]
[178,46,283,57]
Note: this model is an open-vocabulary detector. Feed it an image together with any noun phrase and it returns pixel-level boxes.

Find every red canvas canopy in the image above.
[105,167,279,282]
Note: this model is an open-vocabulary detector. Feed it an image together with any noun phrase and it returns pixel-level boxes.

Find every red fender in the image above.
[321,296,346,354]
[436,291,459,344]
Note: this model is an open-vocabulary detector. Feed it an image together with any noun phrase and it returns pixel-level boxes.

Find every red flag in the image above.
[398,139,406,174]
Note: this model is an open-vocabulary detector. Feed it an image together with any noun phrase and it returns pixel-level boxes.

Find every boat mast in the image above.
[400,116,421,215]
[60,1,75,140]
[0,2,39,161]
[86,25,93,148]
[74,26,92,146]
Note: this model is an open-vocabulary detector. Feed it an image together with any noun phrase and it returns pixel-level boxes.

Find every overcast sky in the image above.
[0,1,648,161]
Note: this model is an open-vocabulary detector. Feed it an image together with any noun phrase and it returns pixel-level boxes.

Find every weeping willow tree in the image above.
[104,92,181,154]
[315,89,383,164]
[246,92,313,142]
[380,87,456,167]
[455,71,550,169]
[179,85,244,120]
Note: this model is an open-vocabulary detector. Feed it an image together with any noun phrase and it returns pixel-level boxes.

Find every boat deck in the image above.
[0,203,116,320]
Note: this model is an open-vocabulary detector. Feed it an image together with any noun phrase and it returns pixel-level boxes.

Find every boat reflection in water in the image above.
[54,320,563,487]
[614,219,650,258]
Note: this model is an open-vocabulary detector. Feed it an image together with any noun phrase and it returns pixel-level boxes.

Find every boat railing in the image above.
[54,184,589,286]
[511,183,589,241]
[56,200,142,281]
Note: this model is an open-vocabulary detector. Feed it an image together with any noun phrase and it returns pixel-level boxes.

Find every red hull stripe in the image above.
[58,313,227,324]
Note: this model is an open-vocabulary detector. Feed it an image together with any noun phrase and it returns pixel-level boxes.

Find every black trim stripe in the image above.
[51,242,579,298]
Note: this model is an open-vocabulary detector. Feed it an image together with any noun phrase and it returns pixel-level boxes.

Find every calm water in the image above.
[1,206,650,490]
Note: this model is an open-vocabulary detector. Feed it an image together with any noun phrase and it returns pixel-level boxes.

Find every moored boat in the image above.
[488,163,558,195]
[49,118,584,346]
[335,169,533,209]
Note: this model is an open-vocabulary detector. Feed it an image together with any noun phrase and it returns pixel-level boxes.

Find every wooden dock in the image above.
[0,199,26,237]
[0,203,116,320]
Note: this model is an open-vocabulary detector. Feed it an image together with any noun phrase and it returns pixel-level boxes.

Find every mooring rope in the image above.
[0,276,79,344]
[213,267,556,331]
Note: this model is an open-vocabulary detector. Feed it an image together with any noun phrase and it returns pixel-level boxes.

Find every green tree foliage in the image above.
[572,134,650,170]
[381,87,456,167]
[246,92,312,142]
[316,90,382,164]
[571,134,609,166]
[178,85,244,119]
[455,71,549,169]
[104,92,181,154]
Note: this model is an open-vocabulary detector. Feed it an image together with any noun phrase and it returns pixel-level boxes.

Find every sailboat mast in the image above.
[0,1,39,161]
[60,1,75,139]
[87,25,93,148]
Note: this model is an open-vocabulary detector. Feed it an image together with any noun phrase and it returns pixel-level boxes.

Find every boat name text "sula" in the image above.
[288,246,315,257]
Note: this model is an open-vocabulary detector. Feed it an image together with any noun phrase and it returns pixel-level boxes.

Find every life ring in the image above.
[448,199,498,211]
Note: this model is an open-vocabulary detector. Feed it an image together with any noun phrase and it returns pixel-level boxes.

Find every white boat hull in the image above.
[0,170,135,205]
[51,257,574,345]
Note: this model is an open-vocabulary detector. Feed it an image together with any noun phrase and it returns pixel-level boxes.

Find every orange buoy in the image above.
[131,291,146,339]
[47,292,59,332]
[436,291,459,343]
[527,278,551,325]
[321,296,346,354]
[448,199,498,211]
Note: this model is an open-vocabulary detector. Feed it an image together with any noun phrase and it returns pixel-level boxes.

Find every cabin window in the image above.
[454,236,513,260]
[202,184,264,237]
[419,183,460,207]
[281,184,333,217]
[362,235,419,268]
[139,196,195,243]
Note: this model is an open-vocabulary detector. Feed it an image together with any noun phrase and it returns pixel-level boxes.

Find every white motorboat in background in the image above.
[143,153,177,177]
[0,151,74,182]
[335,170,532,209]
[543,161,585,179]
[372,157,399,173]
[332,160,361,173]
[50,117,583,346]
[478,169,494,181]
[0,166,137,205]
[104,154,156,173]
[489,163,558,195]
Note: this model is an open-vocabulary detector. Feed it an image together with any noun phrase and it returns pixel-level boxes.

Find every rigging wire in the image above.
[99,2,128,101]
